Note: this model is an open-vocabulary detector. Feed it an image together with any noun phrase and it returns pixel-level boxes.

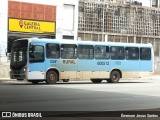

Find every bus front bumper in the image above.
[10,71,26,80]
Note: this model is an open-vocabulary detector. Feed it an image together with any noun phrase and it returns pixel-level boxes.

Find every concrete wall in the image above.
[0,57,10,78]
[154,57,160,75]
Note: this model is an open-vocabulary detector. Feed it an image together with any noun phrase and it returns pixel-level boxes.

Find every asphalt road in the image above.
[0,77,160,117]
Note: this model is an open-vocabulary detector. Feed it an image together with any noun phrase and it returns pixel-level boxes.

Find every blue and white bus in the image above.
[10,38,154,84]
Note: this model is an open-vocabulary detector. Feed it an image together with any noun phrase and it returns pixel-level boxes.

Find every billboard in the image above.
[9,18,56,34]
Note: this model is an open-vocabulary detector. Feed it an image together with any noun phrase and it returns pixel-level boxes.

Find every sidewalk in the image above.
[0,78,15,81]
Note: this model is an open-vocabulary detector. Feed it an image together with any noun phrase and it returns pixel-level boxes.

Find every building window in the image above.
[63,35,74,40]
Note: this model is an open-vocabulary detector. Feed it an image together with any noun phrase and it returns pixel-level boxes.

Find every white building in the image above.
[0,0,8,57]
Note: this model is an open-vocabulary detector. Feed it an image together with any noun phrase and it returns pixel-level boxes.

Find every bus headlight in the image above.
[23,68,27,72]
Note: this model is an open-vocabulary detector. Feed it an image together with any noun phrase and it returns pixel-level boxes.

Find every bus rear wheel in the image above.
[108,71,120,83]
[46,71,58,84]
[91,79,102,83]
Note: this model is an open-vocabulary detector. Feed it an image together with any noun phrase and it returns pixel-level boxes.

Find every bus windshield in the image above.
[10,40,28,70]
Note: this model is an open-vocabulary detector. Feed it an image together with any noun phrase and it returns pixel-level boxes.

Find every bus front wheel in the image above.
[108,71,120,83]
[46,71,58,84]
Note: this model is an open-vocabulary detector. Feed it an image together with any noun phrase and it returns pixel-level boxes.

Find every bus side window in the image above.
[78,45,94,59]
[61,44,77,59]
[46,44,60,58]
[29,45,44,63]
[95,46,110,59]
[140,48,151,60]
[110,46,125,60]
[125,47,139,60]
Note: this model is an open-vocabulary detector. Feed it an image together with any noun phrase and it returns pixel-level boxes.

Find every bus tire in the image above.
[46,71,58,84]
[62,79,69,82]
[109,71,120,83]
[91,79,102,83]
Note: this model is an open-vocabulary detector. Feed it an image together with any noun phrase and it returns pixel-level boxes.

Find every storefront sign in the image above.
[9,18,56,34]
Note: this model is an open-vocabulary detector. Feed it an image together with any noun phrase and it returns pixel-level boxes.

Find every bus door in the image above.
[60,44,77,80]
[28,43,46,80]
[77,45,95,79]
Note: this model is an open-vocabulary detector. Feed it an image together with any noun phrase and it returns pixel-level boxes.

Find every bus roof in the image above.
[25,38,153,48]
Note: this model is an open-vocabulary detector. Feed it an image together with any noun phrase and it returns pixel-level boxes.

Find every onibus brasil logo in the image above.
[2,112,42,118]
